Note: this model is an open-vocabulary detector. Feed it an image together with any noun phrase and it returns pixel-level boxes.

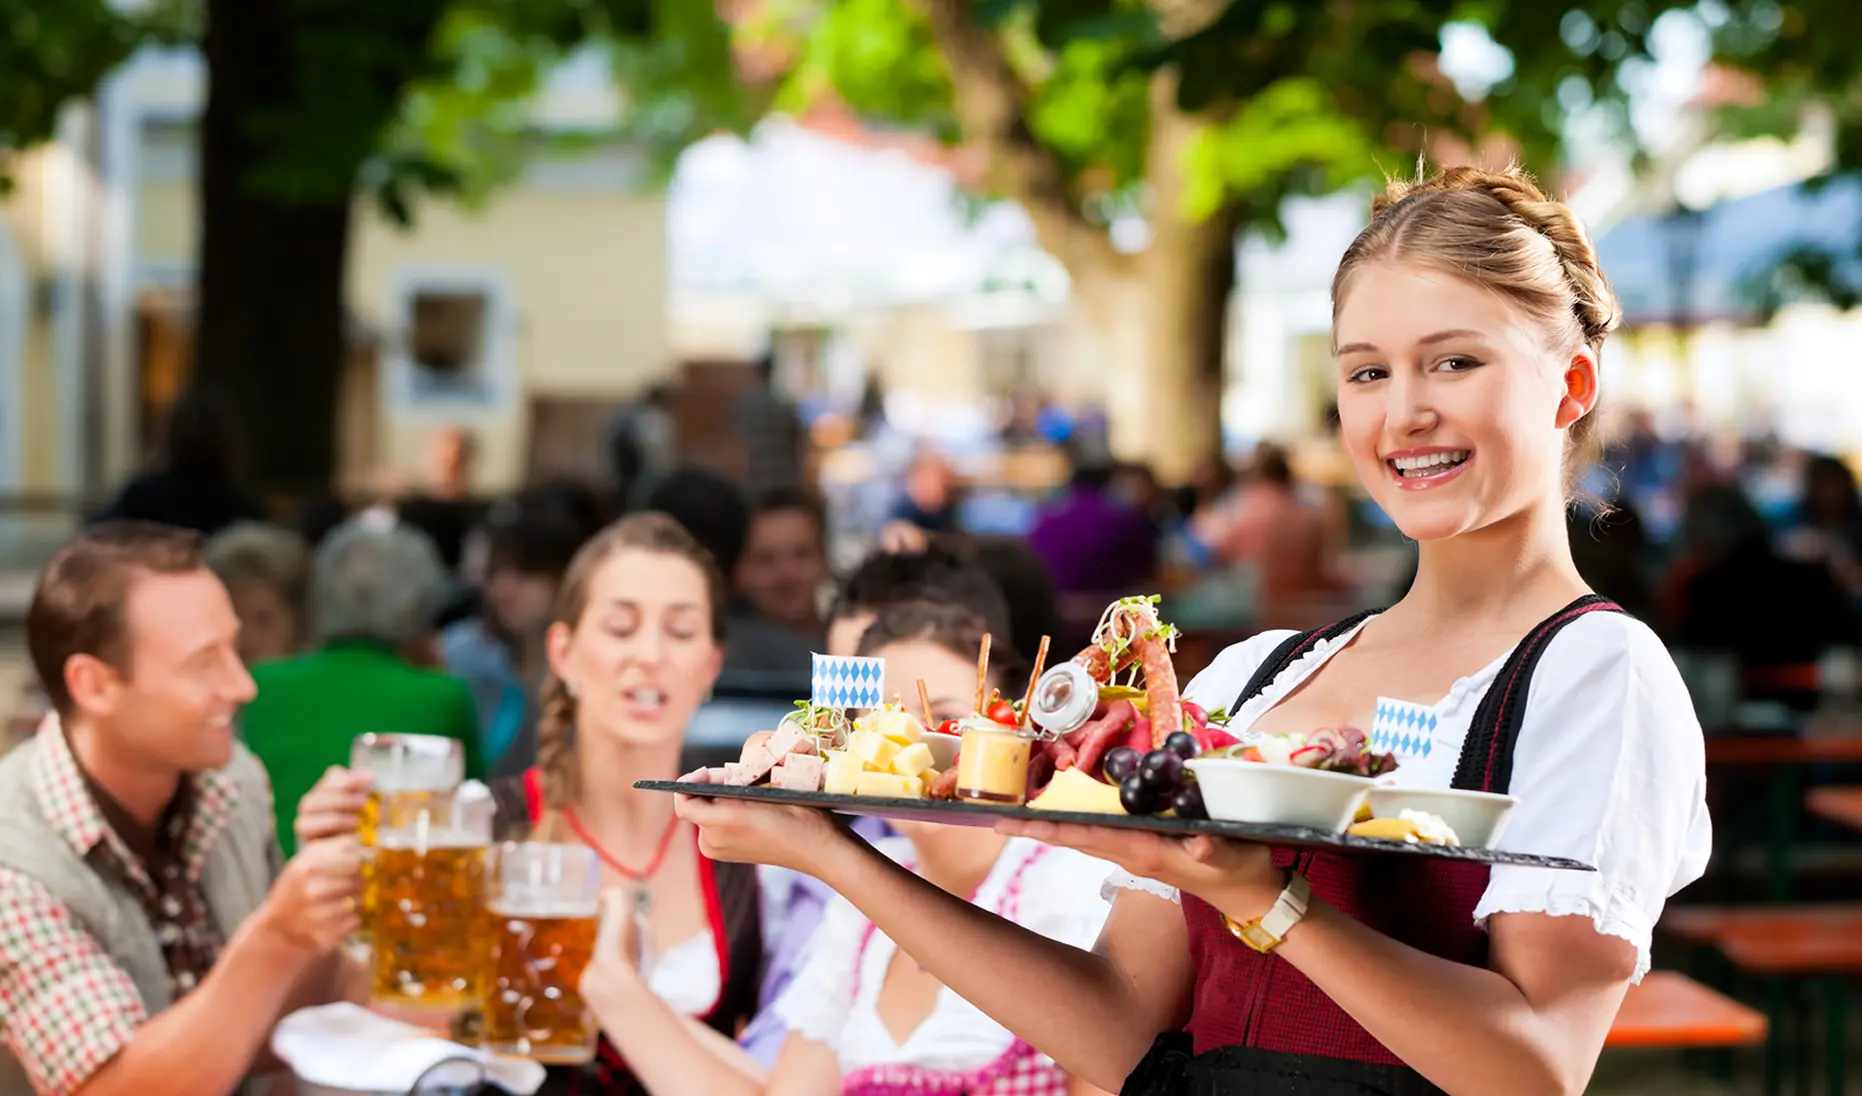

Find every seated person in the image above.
[738,542,1017,1069]
[648,467,814,684]
[591,602,1116,1095]
[737,488,832,646]
[0,523,362,1096]
[241,518,482,855]
[442,500,585,777]
[203,522,311,667]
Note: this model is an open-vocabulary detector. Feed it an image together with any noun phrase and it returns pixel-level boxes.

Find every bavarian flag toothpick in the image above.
[812,653,885,710]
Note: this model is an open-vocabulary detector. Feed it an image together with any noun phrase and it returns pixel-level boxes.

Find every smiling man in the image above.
[0,522,364,1096]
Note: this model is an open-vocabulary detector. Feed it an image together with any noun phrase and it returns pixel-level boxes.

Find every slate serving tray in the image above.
[635,781,1595,871]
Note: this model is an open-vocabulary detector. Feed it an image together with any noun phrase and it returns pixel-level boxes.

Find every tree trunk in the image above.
[195,0,349,495]
[195,0,444,497]
[1083,87,1240,485]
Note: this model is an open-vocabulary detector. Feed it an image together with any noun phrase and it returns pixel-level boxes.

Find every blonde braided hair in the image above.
[1336,164,1623,485]
[529,511,729,842]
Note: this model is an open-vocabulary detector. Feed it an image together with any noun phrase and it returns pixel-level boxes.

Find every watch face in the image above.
[1239,923,1279,953]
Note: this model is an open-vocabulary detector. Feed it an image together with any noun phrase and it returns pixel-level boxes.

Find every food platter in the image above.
[634,781,1596,871]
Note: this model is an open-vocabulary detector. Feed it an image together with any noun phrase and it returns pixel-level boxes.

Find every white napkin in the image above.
[272,1003,546,1095]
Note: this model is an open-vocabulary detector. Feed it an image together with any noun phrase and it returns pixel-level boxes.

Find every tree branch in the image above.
[910,0,1120,272]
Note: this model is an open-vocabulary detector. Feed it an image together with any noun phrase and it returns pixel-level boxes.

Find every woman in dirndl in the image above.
[675,164,1713,1096]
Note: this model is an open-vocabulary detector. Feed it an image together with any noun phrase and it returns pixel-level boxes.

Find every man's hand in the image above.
[253,837,364,960]
[293,767,372,846]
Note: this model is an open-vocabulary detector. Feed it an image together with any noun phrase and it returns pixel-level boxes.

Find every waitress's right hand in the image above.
[673,769,847,874]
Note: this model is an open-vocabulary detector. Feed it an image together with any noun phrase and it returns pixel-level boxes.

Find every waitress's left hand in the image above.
[993,818,1284,912]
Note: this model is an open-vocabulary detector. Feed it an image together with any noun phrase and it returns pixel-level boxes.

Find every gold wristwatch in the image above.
[1223,872,1311,954]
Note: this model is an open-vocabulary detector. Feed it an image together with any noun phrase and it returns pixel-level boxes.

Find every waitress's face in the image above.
[1334,260,1594,542]
[548,549,722,748]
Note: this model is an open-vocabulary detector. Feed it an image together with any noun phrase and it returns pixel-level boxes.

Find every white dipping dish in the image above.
[1184,759,1373,833]
[922,731,962,771]
[1364,787,1517,848]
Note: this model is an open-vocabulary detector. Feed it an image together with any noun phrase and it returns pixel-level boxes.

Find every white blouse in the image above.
[648,930,722,1017]
[775,837,1114,1074]
[1107,611,1713,981]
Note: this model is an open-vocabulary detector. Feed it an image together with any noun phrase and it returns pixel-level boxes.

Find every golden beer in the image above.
[482,905,600,1063]
[350,735,464,945]
[370,838,491,1007]
[481,843,603,1064]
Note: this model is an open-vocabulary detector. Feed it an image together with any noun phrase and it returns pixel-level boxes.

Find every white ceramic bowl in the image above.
[923,731,962,770]
[1364,786,1517,848]
[1184,759,1374,833]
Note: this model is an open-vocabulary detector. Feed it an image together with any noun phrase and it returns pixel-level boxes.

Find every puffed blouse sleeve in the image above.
[1474,613,1713,982]
[769,889,868,1048]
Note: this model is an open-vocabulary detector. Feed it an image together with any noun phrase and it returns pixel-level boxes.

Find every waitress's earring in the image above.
[565,680,581,700]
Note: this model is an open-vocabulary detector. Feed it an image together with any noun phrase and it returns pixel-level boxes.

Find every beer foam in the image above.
[487,898,601,920]
[375,828,488,852]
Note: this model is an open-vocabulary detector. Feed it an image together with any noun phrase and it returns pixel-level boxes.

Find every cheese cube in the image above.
[822,750,863,796]
[888,742,936,780]
[866,708,924,746]
[855,770,925,799]
[849,729,900,771]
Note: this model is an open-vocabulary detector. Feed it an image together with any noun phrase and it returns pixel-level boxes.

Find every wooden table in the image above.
[1704,732,1862,899]
[1807,787,1862,832]
[1606,971,1767,1049]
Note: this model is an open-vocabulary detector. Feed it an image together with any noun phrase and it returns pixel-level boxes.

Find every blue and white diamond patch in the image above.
[1370,697,1439,760]
[811,653,885,710]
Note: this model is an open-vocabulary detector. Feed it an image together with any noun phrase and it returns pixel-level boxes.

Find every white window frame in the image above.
[383,263,519,411]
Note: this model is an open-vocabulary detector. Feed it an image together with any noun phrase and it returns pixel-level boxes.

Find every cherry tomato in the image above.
[985,699,1019,726]
[934,719,962,737]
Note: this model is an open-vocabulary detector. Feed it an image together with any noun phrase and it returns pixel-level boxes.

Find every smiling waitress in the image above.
[675,165,1712,1096]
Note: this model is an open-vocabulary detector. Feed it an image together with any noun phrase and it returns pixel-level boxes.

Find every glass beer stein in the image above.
[350,733,466,949]
[359,736,494,1009]
[481,843,604,1065]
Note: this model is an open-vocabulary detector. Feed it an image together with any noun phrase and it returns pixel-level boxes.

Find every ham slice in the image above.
[775,753,824,791]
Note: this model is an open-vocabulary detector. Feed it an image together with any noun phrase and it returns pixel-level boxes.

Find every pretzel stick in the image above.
[974,633,992,712]
[1019,634,1051,731]
[917,679,934,731]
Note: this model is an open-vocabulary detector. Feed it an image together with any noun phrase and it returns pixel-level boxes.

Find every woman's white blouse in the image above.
[1106,611,1713,981]
[774,837,1114,1074]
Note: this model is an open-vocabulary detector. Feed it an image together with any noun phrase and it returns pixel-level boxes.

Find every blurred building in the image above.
[0,46,671,501]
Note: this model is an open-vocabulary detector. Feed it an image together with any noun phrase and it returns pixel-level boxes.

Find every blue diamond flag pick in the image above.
[812,653,885,710]
[1371,696,1436,759]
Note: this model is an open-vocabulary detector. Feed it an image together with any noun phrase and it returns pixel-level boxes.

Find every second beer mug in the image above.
[482,843,603,1065]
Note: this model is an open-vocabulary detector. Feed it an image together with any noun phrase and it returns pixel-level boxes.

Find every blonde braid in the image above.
[532,673,577,842]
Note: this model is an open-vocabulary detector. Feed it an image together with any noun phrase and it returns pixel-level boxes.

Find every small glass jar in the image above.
[954,720,1034,805]
[1027,661,1100,738]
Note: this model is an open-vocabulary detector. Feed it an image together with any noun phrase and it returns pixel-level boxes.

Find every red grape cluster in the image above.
[1101,732,1206,819]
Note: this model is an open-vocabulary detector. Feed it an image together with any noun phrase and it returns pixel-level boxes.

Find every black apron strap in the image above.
[1229,610,1382,715]
[1451,594,1623,793]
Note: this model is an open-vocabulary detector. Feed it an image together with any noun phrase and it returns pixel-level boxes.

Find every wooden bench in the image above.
[1606,971,1767,1049]
[1664,904,1862,946]
[1697,915,1862,1096]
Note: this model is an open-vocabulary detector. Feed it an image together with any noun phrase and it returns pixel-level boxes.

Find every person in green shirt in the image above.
[241,517,484,854]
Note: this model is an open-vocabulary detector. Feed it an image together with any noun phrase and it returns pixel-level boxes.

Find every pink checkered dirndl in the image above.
[838,845,1071,1096]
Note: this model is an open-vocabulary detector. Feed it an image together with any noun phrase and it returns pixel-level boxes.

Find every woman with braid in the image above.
[484,512,772,1094]
[675,166,1712,1095]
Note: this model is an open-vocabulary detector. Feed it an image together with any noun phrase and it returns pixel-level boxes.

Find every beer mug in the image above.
[368,777,495,1009]
[349,734,466,948]
[481,843,603,1065]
